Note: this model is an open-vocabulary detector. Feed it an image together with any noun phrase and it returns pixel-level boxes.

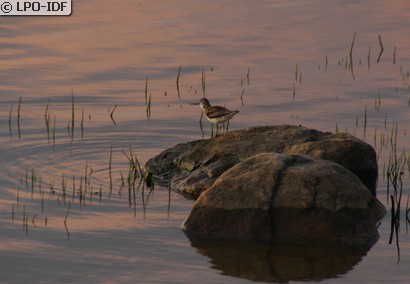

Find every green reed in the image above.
[71,90,75,139]
[247,67,250,84]
[386,146,406,246]
[38,176,42,193]
[8,103,13,138]
[240,88,245,105]
[146,94,152,120]
[31,168,36,198]
[367,46,371,70]
[374,126,378,150]
[49,178,54,194]
[72,175,76,201]
[375,94,381,111]
[349,31,356,69]
[17,97,22,138]
[122,146,143,185]
[12,204,15,222]
[53,116,56,145]
[25,166,29,187]
[385,114,388,129]
[145,77,148,104]
[201,69,206,97]
[16,187,20,206]
[17,96,22,120]
[393,46,396,64]
[81,107,84,138]
[62,173,67,203]
[44,100,51,140]
[176,65,181,99]
[295,63,298,81]
[109,146,113,197]
[22,204,26,229]
[78,176,83,202]
[84,161,88,198]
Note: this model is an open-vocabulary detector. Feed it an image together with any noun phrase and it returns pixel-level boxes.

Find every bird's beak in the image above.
[190,102,200,105]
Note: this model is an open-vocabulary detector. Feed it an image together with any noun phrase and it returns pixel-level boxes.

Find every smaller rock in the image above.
[182,153,385,246]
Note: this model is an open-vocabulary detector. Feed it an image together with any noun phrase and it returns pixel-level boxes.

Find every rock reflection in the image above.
[187,236,376,282]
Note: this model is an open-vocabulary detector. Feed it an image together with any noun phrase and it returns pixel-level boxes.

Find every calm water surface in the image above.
[1,0,410,283]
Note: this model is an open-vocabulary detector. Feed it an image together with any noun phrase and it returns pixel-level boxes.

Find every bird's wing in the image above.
[206,106,236,118]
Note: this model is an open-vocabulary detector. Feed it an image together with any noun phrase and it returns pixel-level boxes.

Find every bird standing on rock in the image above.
[199,98,239,133]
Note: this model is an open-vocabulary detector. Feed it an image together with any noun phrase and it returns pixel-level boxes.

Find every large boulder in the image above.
[145,125,378,197]
[182,153,386,246]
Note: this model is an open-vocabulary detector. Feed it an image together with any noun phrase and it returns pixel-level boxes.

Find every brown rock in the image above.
[145,125,378,197]
[182,153,385,245]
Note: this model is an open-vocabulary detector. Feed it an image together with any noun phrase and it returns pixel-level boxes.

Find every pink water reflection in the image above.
[1,0,410,283]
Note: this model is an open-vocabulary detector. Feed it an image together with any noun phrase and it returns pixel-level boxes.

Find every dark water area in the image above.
[1,0,410,283]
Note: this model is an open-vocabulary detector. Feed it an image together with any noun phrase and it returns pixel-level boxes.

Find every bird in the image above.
[199,98,239,133]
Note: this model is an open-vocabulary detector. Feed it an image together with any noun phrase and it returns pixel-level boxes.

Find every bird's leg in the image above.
[216,123,221,134]
[221,122,225,133]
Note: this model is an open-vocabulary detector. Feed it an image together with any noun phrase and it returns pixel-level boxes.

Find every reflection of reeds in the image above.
[377,35,384,63]
[64,201,71,224]
[110,105,117,125]
[385,121,407,250]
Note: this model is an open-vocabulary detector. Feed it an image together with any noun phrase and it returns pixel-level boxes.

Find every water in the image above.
[0,0,410,283]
